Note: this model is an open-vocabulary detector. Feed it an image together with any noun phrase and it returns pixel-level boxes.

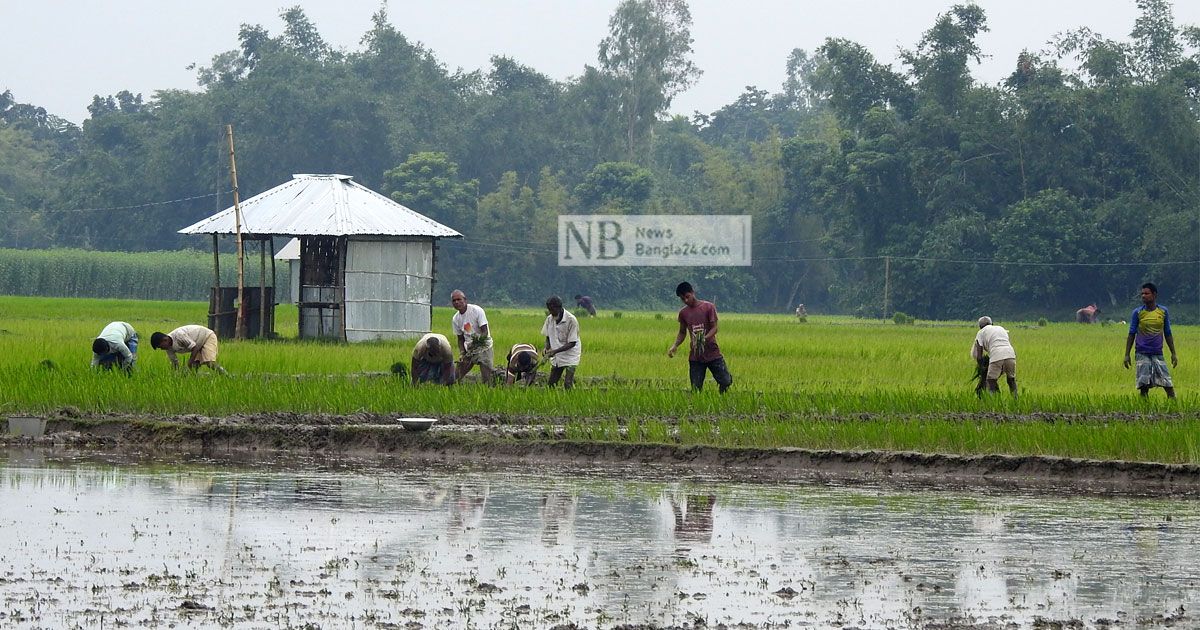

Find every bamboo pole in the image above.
[269,237,277,337]
[226,125,247,340]
[259,238,267,338]
[211,234,221,331]
[883,256,891,320]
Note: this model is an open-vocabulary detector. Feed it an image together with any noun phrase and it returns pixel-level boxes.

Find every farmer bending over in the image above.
[412,332,456,385]
[971,316,1017,397]
[151,325,227,374]
[505,343,540,385]
[91,321,138,374]
[574,294,597,317]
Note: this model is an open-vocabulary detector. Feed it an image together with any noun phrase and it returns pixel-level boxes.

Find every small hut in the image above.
[180,174,462,342]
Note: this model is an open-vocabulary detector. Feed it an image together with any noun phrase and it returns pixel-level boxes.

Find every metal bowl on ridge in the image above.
[7,416,46,437]
[400,417,438,432]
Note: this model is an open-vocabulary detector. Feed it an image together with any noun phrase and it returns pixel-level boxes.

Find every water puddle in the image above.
[0,447,1197,628]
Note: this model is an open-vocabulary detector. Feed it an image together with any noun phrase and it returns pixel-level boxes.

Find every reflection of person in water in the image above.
[671,493,716,544]
[449,482,489,533]
[539,490,578,546]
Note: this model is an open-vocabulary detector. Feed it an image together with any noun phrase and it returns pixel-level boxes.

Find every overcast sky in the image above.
[4,1,1199,124]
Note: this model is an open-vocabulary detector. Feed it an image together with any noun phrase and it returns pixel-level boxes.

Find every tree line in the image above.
[1,0,1198,319]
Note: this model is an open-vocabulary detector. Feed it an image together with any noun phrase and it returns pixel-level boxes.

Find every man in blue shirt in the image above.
[1123,282,1177,398]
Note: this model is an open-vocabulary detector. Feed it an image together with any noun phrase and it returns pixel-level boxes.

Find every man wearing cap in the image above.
[971,316,1017,396]
[91,321,138,373]
[411,332,456,385]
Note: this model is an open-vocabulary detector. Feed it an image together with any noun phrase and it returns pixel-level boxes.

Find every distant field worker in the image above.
[151,325,226,374]
[971,316,1017,396]
[1076,303,1101,324]
[91,321,138,372]
[1124,282,1177,398]
[542,296,581,389]
[574,294,597,317]
[411,332,456,386]
[668,281,732,393]
[451,289,494,385]
[505,342,540,385]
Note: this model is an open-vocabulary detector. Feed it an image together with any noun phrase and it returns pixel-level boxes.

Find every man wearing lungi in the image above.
[151,325,227,374]
[1124,282,1178,398]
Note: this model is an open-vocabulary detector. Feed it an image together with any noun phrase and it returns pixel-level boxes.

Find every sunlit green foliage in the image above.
[3,296,1198,463]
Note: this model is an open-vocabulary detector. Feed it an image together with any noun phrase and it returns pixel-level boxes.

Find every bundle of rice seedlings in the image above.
[971,354,989,395]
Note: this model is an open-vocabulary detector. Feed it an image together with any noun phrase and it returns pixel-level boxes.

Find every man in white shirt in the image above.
[971,316,1017,396]
[450,289,495,385]
[542,295,581,389]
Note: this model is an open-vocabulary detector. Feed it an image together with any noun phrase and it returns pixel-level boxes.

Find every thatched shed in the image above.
[180,174,461,342]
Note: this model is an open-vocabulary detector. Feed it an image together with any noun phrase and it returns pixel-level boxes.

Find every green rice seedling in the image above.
[642,419,672,444]
[4,295,1200,462]
[626,417,642,442]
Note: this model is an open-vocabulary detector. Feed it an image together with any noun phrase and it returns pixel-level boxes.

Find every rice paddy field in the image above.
[3,295,1199,464]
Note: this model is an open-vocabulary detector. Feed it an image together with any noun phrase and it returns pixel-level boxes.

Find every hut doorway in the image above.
[298,236,345,339]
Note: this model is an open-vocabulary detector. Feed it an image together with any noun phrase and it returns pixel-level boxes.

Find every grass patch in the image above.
[1,295,1197,463]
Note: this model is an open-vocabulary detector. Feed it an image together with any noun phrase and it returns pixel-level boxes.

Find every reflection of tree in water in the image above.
[539,490,578,546]
[671,494,716,544]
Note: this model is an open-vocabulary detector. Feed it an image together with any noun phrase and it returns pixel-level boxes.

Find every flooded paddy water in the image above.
[1,447,1197,629]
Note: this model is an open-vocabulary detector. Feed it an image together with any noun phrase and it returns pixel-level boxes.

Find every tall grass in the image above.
[0,248,271,300]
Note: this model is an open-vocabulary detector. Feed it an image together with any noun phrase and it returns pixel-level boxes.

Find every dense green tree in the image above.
[575,162,654,212]
[991,190,1109,302]
[382,152,478,232]
[459,56,570,187]
[5,0,1200,317]
[598,0,701,157]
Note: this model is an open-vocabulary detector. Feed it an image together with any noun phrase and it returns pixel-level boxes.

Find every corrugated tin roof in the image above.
[274,238,300,260]
[179,174,462,238]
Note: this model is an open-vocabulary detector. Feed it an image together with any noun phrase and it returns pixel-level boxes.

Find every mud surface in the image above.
[1,448,1198,629]
[5,411,1200,497]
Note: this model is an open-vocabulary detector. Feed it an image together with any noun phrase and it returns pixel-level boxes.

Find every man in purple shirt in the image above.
[1123,282,1178,398]
[667,281,732,393]
[574,294,597,317]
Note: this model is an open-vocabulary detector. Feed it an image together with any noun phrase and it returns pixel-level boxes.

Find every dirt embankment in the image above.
[5,410,1200,496]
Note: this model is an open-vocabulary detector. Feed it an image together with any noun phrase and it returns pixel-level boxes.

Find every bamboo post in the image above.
[429,239,439,329]
[226,124,247,340]
[211,234,221,330]
[883,256,891,320]
[269,238,277,336]
[259,238,267,338]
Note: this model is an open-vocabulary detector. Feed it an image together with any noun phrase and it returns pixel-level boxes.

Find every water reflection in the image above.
[670,493,715,545]
[540,489,577,547]
[0,449,1197,629]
